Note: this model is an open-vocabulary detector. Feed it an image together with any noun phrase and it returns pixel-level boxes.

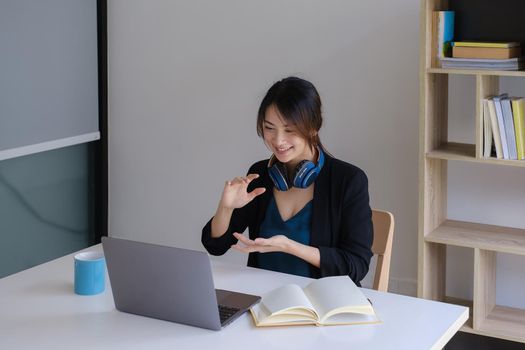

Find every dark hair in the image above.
[257,77,324,152]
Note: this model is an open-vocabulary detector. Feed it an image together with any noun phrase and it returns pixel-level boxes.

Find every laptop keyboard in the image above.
[218,305,240,324]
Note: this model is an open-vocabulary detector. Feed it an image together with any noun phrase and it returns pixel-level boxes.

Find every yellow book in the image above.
[453,41,520,49]
[511,97,525,160]
[452,46,521,59]
[250,276,380,327]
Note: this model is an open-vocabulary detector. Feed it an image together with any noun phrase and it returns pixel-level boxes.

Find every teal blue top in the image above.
[257,196,312,278]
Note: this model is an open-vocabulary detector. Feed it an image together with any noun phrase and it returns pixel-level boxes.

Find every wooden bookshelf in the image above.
[480,306,525,343]
[426,220,525,256]
[426,142,525,167]
[419,0,525,343]
[426,142,475,160]
[427,68,525,77]
[425,142,525,167]
[445,296,525,343]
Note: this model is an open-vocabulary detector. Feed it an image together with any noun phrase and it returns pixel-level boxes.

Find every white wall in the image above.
[107,0,420,295]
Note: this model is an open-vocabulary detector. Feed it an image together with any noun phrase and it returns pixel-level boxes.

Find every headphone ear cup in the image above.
[269,161,290,191]
[301,165,320,188]
[292,160,316,188]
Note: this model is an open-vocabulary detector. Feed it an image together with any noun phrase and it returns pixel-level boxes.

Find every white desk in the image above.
[0,245,467,350]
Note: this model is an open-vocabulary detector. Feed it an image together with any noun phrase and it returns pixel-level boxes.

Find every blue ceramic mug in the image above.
[74,251,106,295]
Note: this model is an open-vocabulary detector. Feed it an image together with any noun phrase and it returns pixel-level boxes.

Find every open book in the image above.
[250,276,380,327]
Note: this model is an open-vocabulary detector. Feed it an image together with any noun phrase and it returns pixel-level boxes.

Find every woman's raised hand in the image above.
[219,173,266,210]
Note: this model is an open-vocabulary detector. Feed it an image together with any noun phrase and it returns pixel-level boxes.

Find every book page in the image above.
[319,311,380,326]
[250,302,316,326]
[303,276,374,322]
[260,284,316,316]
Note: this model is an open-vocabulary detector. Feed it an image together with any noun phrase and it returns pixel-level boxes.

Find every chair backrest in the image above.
[371,209,394,292]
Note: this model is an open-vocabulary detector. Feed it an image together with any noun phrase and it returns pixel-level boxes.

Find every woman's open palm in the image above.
[220,173,266,210]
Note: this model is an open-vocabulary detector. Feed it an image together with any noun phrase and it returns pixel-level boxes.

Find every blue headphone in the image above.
[268,147,325,191]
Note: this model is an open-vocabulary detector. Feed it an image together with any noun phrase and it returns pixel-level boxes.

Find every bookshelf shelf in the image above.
[425,220,525,256]
[454,308,525,342]
[420,0,525,343]
[481,306,525,343]
[427,68,525,77]
[426,142,525,167]
[443,298,525,343]
[426,142,475,160]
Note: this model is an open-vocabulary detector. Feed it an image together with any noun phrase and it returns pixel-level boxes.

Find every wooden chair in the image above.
[371,209,395,292]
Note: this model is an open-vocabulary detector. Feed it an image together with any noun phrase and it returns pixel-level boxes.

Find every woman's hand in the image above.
[231,232,290,253]
[210,174,265,239]
[219,173,266,210]
[231,232,321,268]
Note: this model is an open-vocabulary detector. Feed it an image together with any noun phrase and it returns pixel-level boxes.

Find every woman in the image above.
[201,77,373,285]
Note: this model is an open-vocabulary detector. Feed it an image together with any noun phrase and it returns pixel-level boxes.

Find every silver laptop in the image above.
[101,236,260,330]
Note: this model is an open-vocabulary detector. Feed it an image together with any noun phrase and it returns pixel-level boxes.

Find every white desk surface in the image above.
[0,245,467,350]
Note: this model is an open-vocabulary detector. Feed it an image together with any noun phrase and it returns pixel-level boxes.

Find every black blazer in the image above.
[202,154,374,284]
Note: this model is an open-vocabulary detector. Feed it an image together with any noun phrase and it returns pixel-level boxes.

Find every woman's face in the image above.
[263,105,315,168]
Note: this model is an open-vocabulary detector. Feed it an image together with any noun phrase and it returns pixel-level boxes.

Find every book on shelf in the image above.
[501,97,518,160]
[487,98,504,159]
[249,276,380,327]
[440,57,524,70]
[511,97,525,160]
[431,11,454,67]
[452,41,520,49]
[452,46,521,60]
[494,94,510,159]
[482,98,494,158]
